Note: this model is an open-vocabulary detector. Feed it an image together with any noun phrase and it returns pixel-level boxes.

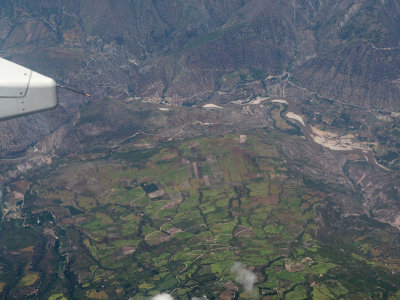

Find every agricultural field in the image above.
[0,131,399,299]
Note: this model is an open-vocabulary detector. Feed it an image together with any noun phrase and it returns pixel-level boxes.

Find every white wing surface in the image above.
[0,58,58,120]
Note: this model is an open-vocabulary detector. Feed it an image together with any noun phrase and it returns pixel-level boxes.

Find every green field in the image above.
[0,132,398,299]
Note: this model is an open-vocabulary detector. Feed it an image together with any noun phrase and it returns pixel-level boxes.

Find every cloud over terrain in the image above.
[151,294,174,300]
[231,262,257,293]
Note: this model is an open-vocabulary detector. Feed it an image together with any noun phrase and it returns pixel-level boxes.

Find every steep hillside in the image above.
[0,2,398,126]
[294,0,400,111]
[0,1,399,153]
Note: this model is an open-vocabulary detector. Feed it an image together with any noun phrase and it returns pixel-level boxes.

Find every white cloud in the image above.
[151,294,174,300]
[231,262,257,293]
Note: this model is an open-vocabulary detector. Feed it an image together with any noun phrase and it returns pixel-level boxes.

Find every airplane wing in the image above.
[0,57,58,121]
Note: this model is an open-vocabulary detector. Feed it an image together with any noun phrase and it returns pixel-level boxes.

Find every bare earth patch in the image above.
[203,104,223,109]
[310,126,369,152]
[271,99,288,104]
[285,112,305,127]
[122,246,137,255]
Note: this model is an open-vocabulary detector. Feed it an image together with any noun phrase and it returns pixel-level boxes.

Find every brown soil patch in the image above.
[74,216,89,224]
[203,175,211,186]
[13,180,30,192]
[146,232,171,246]
[242,195,279,208]
[166,227,182,237]
[346,153,362,160]
[148,189,165,199]
[263,195,279,205]
[60,217,74,225]
[232,200,239,208]
[162,200,181,210]
[231,211,241,217]
[188,142,199,148]
[107,233,119,239]
[161,153,177,160]
[285,257,314,272]
[301,202,310,211]
[49,207,70,221]
[219,289,235,300]
[122,246,137,255]
[371,248,381,257]
[20,246,34,253]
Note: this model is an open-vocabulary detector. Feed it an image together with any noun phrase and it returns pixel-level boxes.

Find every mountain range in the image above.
[0,0,399,155]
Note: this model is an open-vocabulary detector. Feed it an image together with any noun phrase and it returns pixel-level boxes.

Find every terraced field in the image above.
[0,131,399,299]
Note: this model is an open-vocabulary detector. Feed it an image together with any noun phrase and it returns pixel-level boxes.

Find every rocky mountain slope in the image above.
[0,0,399,155]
